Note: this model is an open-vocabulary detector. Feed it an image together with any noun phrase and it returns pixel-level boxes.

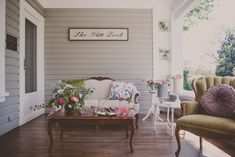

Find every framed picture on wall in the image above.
[68,28,129,41]
[158,20,170,32]
[159,47,171,60]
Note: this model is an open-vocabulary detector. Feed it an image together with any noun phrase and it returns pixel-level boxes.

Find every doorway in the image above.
[19,0,44,125]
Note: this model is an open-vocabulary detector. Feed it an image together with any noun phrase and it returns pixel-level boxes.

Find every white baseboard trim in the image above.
[20,109,45,126]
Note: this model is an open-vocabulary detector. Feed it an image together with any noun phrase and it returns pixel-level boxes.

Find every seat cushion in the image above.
[200,84,235,119]
[177,114,235,138]
[98,99,139,113]
[98,99,120,108]
[85,79,112,99]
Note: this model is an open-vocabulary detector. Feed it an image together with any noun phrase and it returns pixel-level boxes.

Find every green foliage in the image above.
[183,70,192,91]
[183,0,215,31]
[215,32,235,76]
[190,65,215,77]
[62,79,85,89]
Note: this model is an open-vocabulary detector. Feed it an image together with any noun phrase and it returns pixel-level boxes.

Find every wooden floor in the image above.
[0,114,234,157]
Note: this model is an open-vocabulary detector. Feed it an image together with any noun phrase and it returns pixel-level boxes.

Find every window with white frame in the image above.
[0,0,6,102]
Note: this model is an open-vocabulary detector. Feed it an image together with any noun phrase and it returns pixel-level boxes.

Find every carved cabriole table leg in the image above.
[47,119,55,152]
[129,120,135,152]
[125,127,129,138]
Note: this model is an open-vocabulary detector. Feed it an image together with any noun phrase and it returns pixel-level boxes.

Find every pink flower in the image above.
[147,80,156,85]
[172,74,183,79]
[58,98,65,106]
[160,80,166,84]
[70,96,79,103]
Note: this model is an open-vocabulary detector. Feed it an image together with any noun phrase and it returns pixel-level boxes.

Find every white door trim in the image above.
[0,0,6,103]
[19,0,45,125]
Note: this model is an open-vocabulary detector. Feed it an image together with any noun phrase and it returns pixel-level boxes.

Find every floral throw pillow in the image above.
[108,81,134,100]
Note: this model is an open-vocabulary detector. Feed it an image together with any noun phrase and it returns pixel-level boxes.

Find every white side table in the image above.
[142,91,163,122]
[154,95,181,136]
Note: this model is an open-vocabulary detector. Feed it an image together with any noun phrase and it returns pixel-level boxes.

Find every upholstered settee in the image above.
[64,77,140,128]
[175,76,235,157]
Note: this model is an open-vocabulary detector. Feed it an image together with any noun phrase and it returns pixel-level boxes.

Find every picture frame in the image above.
[158,20,170,32]
[159,47,171,60]
[68,28,129,41]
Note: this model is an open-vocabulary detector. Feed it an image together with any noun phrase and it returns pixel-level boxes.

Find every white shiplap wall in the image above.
[0,0,44,136]
[0,0,19,136]
[45,8,153,113]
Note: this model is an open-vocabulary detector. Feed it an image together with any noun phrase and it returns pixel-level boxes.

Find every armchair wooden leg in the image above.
[175,125,181,157]
[135,114,139,129]
[199,137,203,150]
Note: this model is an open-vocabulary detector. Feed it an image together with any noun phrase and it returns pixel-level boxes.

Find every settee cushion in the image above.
[177,114,235,138]
[98,99,120,108]
[84,99,98,107]
[108,81,134,100]
[85,79,112,99]
[98,99,139,111]
[200,84,235,119]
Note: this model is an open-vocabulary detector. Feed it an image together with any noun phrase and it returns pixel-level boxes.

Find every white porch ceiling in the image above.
[37,0,198,18]
[37,0,177,9]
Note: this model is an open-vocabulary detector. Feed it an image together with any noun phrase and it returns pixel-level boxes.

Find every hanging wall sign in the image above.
[68,28,128,41]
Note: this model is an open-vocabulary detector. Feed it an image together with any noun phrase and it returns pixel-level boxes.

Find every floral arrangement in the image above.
[172,74,183,79]
[156,80,168,87]
[48,83,93,111]
[147,79,168,91]
[147,80,157,91]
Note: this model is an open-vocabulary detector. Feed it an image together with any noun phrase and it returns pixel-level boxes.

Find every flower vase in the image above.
[173,78,183,94]
[157,83,168,98]
[149,84,155,92]
[58,105,65,113]
[64,105,74,115]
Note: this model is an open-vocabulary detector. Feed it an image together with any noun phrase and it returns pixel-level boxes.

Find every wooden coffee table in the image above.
[47,108,135,152]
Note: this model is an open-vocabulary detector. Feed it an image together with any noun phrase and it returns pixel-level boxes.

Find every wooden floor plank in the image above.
[0,114,234,157]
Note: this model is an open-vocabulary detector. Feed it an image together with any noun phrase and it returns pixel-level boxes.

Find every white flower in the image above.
[57,89,63,94]
[65,84,73,88]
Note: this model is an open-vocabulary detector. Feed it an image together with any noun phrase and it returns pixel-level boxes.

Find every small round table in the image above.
[155,96,181,136]
[142,91,163,122]
[142,91,181,136]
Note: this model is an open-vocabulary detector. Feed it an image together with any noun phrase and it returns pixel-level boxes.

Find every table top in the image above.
[48,108,135,120]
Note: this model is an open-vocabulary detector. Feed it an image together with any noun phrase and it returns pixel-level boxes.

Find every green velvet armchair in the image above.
[175,76,235,157]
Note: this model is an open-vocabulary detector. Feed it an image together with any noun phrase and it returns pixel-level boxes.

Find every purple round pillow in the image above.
[200,84,235,119]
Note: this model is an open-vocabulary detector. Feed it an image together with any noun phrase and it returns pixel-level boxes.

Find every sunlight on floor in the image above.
[182,131,230,157]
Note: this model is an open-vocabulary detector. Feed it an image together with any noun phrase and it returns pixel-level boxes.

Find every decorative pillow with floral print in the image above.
[108,81,134,100]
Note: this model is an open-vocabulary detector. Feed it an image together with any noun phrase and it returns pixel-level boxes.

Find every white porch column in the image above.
[170,15,183,76]
[0,0,6,102]
[170,0,200,77]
